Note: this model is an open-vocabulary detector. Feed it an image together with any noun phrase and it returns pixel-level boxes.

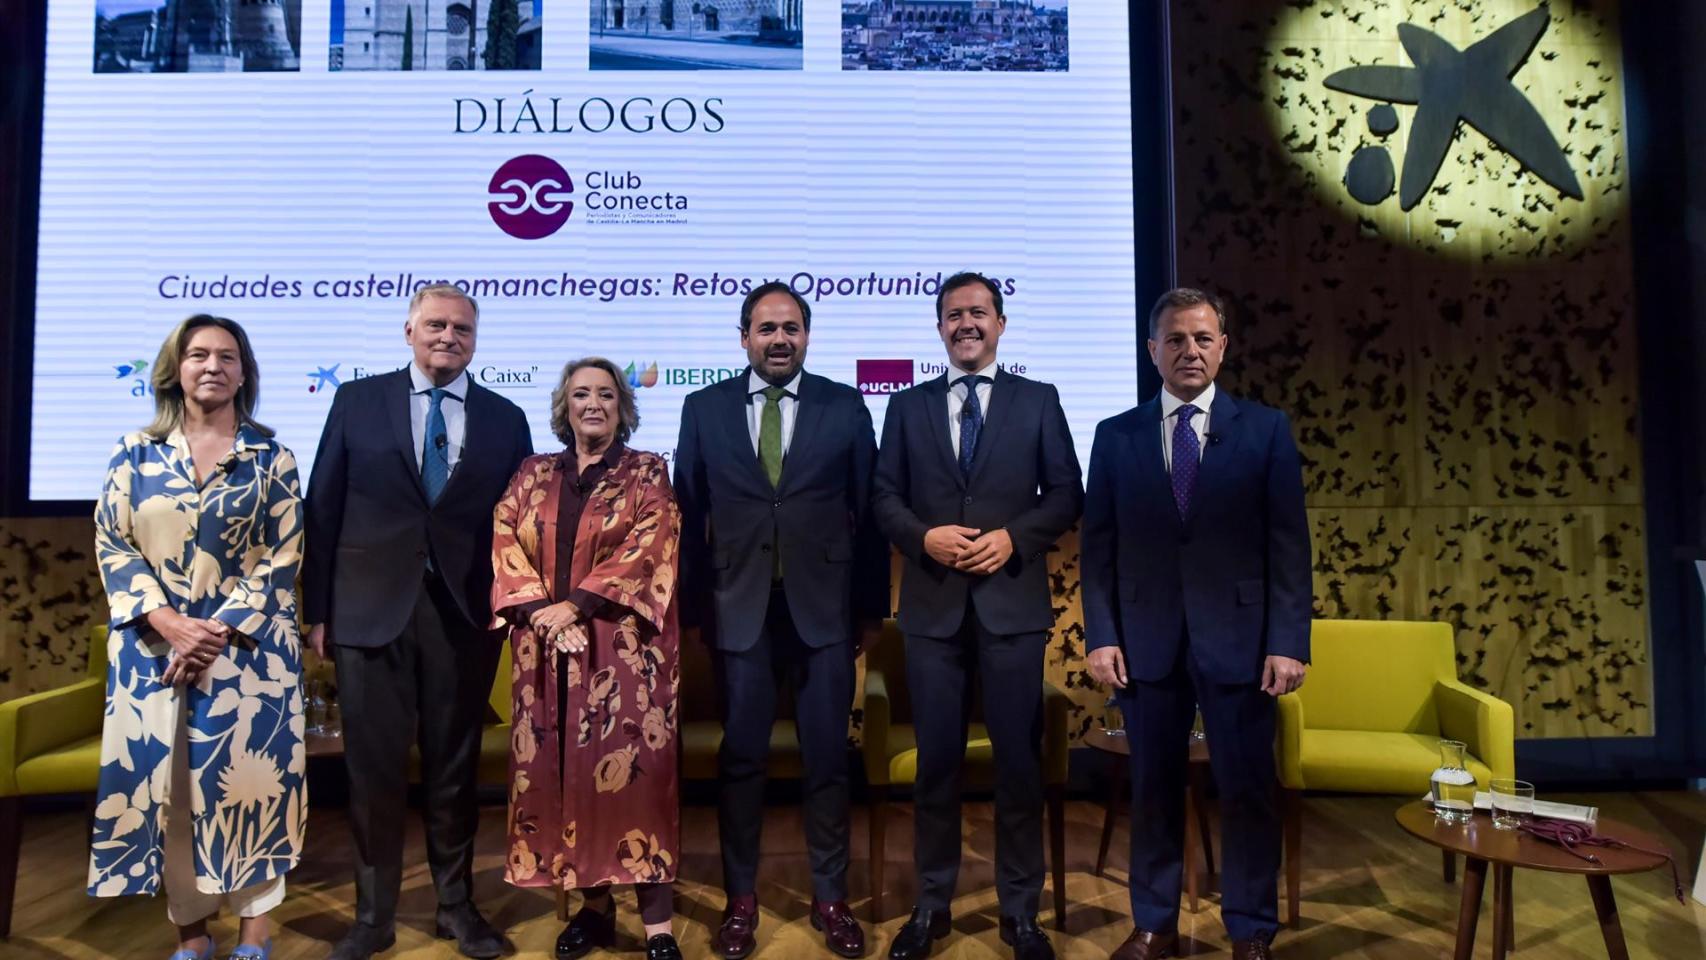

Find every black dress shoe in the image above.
[998,916,1055,960]
[556,904,616,960]
[645,933,684,960]
[435,901,505,959]
[326,922,396,960]
[886,907,951,960]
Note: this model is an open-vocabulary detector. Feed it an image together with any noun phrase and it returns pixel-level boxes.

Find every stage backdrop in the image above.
[1167,0,1648,739]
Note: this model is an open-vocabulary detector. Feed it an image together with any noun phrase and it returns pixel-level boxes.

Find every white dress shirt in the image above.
[946,360,999,457]
[1160,381,1215,474]
[409,363,469,472]
[746,369,803,456]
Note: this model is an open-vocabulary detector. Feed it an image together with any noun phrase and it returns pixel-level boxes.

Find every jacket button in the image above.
[760,544,771,552]
[773,500,782,508]
[963,496,973,505]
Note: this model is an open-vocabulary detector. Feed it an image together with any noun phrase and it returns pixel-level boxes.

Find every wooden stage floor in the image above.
[8,793,1706,958]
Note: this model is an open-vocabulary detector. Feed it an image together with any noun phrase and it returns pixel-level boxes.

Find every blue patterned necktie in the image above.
[956,374,989,478]
[421,387,450,503]
[1171,403,1201,518]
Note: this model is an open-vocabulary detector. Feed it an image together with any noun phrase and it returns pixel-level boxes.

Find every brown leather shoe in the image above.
[811,899,867,958]
[1231,940,1274,960]
[1110,928,1178,960]
[714,894,758,959]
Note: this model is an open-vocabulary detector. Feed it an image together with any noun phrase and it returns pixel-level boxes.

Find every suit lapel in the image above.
[1127,398,1180,530]
[919,374,964,489]
[965,368,1016,484]
[440,382,490,502]
[777,372,827,495]
[387,369,428,503]
[1184,392,1243,528]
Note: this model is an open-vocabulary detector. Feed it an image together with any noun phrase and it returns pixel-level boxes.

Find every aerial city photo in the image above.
[842,0,1068,72]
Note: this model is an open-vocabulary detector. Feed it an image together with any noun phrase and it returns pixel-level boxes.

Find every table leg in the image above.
[1453,857,1488,960]
[1184,784,1201,913]
[1491,865,1510,960]
[1096,752,1125,878]
[1503,867,1515,950]
[1586,875,1631,960]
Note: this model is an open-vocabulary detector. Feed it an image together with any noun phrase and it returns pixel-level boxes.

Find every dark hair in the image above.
[551,357,640,447]
[935,271,1005,322]
[1147,287,1227,339]
[145,314,271,439]
[739,281,811,333]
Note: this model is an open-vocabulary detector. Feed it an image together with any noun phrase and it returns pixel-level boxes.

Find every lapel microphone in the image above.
[1206,433,1222,446]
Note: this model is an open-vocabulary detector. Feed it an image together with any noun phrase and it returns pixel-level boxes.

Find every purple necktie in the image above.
[1171,404,1201,518]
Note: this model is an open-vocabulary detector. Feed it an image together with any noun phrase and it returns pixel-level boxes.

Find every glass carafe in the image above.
[1430,739,1476,823]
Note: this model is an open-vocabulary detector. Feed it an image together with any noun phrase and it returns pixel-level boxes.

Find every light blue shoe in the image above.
[228,940,272,960]
[167,938,215,960]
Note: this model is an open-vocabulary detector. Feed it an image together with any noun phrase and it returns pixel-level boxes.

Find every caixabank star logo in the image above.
[1324,6,1580,210]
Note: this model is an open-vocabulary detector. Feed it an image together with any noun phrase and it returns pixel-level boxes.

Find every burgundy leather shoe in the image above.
[810,899,867,958]
[714,894,759,959]
[1231,939,1274,960]
[1109,928,1178,960]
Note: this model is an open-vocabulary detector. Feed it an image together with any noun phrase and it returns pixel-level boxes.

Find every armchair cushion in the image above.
[0,677,106,796]
[15,735,104,795]
[1297,729,1495,795]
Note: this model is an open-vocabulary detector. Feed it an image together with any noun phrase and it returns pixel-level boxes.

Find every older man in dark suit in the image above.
[304,284,534,960]
[674,282,888,960]
[1082,288,1311,960]
[873,272,1083,960]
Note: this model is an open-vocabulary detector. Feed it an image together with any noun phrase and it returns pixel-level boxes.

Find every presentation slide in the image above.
[30,1,1136,500]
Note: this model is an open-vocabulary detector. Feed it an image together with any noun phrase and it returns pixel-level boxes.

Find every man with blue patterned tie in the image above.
[1081,288,1311,960]
[873,273,1083,960]
[304,285,534,960]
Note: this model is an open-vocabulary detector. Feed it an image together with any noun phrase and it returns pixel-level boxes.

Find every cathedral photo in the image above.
[94,0,301,72]
[330,0,542,71]
[589,0,803,70]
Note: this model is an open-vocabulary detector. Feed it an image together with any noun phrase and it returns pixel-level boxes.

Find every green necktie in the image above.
[759,386,786,488]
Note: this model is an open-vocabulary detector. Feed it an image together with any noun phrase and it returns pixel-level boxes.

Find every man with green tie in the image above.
[675,282,888,958]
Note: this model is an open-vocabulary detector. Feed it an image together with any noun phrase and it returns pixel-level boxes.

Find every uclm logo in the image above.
[488,155,575,239]
[857,359,914,396]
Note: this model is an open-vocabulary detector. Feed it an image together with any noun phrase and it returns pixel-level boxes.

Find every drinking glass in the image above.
[1490,778,1535,830]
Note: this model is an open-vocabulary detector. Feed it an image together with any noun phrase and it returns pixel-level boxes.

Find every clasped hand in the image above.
[531,601,589,654]
[147,607,229,686]
[923,525,1014,575]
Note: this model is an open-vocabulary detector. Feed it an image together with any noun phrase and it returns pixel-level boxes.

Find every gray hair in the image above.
[409,282,479,323]
[1147,287,1226,339]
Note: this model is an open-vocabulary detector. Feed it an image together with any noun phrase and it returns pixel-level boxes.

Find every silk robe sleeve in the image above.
[491,459,551,628]
[575,460,681,636]
[92,437,173,632]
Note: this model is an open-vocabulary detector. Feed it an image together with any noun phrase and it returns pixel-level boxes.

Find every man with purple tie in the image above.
[1081,288,1311,960]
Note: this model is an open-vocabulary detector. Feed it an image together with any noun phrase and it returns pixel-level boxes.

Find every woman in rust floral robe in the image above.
[491,357,683,960]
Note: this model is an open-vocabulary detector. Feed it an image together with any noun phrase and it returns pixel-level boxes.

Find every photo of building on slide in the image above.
[842,0,1067,72]
[330,0,541,70]
[94,0,301,72]
[590,1,803,70]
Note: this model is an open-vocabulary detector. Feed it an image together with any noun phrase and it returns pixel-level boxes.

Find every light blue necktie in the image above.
[421,388,450,503]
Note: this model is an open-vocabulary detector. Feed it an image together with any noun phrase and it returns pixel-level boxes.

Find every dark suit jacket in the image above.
[873,369,1083,638]
[1081,390,1311,685]
[675,369,889,652]
[302,367,533,646]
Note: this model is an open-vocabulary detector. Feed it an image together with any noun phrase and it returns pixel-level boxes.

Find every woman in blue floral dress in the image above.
[90,315,306,960]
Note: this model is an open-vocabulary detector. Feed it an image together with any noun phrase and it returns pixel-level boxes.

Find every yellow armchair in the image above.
[0,624,108,937]
[862,619,1071,927]
[1275,619,1516,925]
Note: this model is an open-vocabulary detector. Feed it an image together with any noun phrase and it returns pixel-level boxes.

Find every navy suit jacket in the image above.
[674,369,889,652]
[302,367,533,646]
[873,369,1083,639]
[1081,390,1311,685]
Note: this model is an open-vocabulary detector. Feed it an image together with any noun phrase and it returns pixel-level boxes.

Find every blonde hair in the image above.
[144,315,272,439]
[550,357,639,447]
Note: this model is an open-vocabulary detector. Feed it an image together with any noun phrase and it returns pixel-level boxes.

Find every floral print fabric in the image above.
[88,426,306,898]
[491,448,681,890]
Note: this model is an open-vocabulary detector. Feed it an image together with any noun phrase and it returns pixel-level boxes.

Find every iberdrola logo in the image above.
[625,361,659,389]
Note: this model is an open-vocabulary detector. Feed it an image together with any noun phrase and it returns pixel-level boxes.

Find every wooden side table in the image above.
[1084,728,1216,911]
[1394,800,1674,960]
